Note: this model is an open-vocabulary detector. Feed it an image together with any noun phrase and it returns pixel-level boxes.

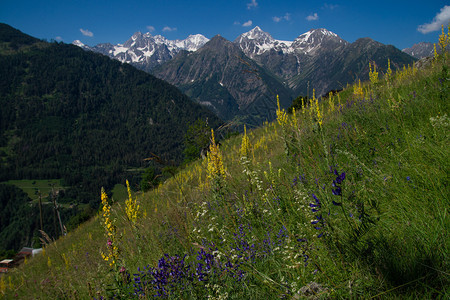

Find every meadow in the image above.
[1,28,449,299]
[1,179,65,202]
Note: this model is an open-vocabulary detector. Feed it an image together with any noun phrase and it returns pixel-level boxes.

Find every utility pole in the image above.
[38,190,43,232]
[51,184,65,236]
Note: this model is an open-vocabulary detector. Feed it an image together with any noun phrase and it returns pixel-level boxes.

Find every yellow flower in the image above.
[369,62,378,85]
[125,179,140,223]
[240,125,251,158]
[314,90,323,127]
[207,129,226,181]
[100,187,119,268]
[276,95,288,126]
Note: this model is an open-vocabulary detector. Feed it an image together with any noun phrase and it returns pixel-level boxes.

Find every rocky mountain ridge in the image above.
[74,32,209,72]
[402,42,435,59]
[75,26,416,127]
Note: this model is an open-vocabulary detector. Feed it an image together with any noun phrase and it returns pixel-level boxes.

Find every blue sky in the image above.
[1,1,449,50]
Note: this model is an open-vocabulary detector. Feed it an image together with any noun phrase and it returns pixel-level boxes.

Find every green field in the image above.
[1,179,66,201]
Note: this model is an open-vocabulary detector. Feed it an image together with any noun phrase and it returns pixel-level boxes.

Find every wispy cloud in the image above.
[323,3,338,10]
[418,5,450,34]
[306,13,319,21]
[234,21,241,25]
[247,0,258,10]
[146,25,155,32]
[242,20,253,27]
[80,28,93,37]
[55,36,63,41]
[162,26,177,32]
[273,13,291,23]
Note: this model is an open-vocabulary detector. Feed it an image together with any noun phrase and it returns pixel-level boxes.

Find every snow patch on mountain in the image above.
[234,27,346,57]
[73,31,209,70]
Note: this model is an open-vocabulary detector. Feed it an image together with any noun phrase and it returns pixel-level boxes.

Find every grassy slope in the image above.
[1,53,449,299]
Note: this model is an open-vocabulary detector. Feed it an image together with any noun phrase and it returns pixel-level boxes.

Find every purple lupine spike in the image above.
[332,186,342,196]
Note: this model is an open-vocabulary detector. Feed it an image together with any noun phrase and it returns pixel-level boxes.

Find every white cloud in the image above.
[306,13,319,21]
[323,3,338,10]
[234,21,241,25]
[55,36,63,41]
[80,28,93,37]
[273,16,282,22]
[162,26,177,32]
[247,0,258,10]
[242,20,253,27]
[273,13,291,23]
[146,25,155,32]
[418,5,450,34]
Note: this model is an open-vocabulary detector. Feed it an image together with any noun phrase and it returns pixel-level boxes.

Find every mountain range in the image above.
[77,26,416,126]
[402,42,435,59]
[74,32,208,73]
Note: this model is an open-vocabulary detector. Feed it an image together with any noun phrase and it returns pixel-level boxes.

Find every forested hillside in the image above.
[0,23,221,253]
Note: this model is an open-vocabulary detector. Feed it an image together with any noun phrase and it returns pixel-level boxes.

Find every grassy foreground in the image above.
[1,40,449,299]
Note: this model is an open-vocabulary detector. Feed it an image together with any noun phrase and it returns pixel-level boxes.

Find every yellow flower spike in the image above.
[100,187,119,268]
[386,59,392,84]
[240,125,251,158]
[207,129,226,182]
[291,107,298,128]
[8,277,13,290]
[329,92,334,112]
[309,91,315,120]
[315,92,323,127]
[0,276,5,294]
[438,24,448,54]
[125,179,140,223]
[276,95,288,126]
[369,62,378,85]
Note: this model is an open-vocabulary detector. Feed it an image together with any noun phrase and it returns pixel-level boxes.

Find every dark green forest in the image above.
[0,23,222,254]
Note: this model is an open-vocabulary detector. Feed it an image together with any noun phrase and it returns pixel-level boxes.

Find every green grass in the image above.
[1,54,449,299]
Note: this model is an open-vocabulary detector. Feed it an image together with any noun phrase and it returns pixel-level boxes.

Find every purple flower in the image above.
[332,186,342,196]
[332,200,342,206]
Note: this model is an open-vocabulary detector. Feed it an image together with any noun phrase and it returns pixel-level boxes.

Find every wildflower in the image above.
[332,186,342,196]
[438,24,449,54]
[240,125,251,158]
[125,179,140,224]
[207,129,226,181]
[314,90,323,127]
[276,95,288,126]
[369,62,378,85]
[386,59,393,85]
[353,79,364,98]
[100,188,119,268]
[329,91,335,112]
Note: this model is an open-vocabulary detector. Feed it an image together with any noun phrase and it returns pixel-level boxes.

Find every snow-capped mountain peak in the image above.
[175,34,210,51]
[291,28,347,54]
[234,26,346,57]
[74,31,209,71]
[72,40,85,47]
[234,26,294,57]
